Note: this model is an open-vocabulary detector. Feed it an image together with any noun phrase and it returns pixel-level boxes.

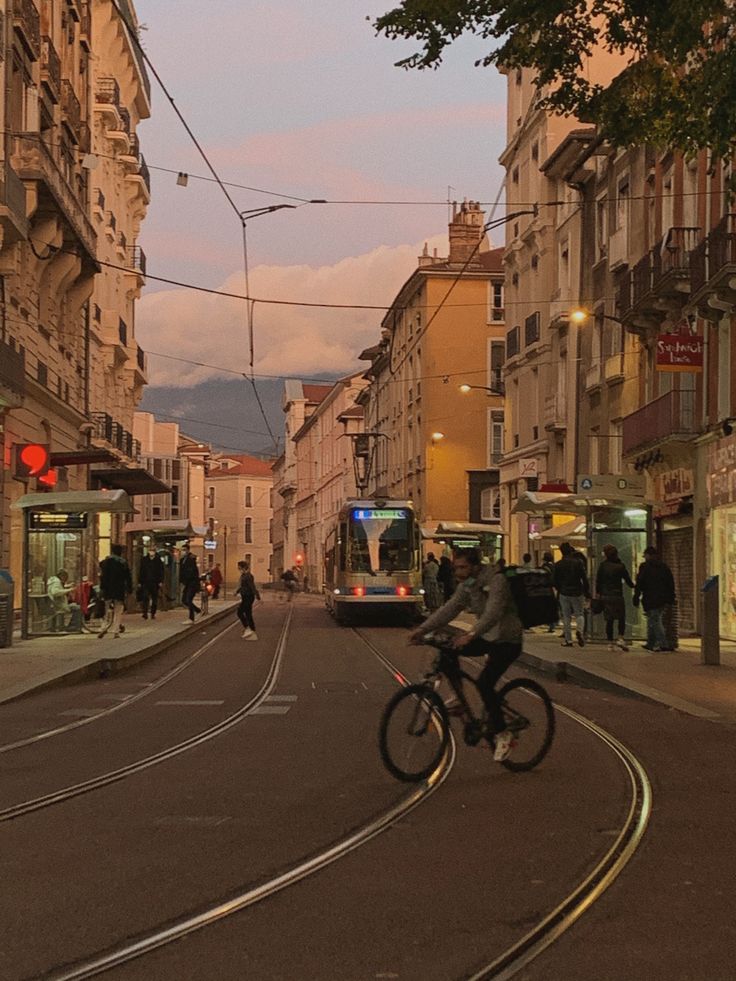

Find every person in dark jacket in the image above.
[235,560,261,640]
[595,544,634,651]
[98,544,132,639]
[179,544,201,622]
[554,542,590,647]
[633,547,676,651]
[437,555,455,602]
[540,550,558,633]
[209,564,223,599]
[139,545,164,620]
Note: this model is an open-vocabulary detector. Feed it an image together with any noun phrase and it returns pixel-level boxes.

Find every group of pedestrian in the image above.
[531,542,677,653]
[422,553,455,612]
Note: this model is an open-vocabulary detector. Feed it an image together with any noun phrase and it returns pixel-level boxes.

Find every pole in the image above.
[701,575,720,665]
[223,525,228,599]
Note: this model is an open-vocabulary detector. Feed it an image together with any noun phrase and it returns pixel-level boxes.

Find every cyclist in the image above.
[409,547,523,761]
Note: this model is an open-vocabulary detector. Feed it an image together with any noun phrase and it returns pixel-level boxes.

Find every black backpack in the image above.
[501,566,558,629]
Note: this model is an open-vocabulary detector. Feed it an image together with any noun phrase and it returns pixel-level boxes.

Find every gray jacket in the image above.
[420,563,523,645]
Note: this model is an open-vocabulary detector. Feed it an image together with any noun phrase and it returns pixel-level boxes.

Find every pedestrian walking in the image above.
[595,544,634,651]
[521,552,533,570]
[179,544,202,622]
[540,550,558,633]
[633,546,676,651]
[422,552,442,611]
[138,544,164,620]
[235,560,261,640]
[209,563,223,600]
[553,542,589,647]
[281,567,298,602]
[98,545,132,639]
[437,554,455,603]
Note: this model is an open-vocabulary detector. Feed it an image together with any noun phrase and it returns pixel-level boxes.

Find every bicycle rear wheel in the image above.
[496,678,555,772]
[379,684,449,782]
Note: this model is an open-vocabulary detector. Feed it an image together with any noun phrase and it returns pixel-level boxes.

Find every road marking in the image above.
[155,700,225,706]
[250,705,291,715]
[97,695,137,702]
[57,710,101,718]
[264,694,297,702]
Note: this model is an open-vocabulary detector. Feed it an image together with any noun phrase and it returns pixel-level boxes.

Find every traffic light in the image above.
[295,553,304,567]
[14,443,51,480]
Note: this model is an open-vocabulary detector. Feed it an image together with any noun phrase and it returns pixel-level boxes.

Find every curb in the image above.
[2,603,238,705]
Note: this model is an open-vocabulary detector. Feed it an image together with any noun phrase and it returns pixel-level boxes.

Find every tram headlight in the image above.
[419,588,426,595]
[333,589,341,595]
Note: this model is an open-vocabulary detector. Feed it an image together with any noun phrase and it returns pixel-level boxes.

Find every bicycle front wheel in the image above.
[496,678,555,772]
[379,685,449,783]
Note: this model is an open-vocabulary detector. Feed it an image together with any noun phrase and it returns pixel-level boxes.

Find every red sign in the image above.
[13,443,51,479]
[656,334,704,372]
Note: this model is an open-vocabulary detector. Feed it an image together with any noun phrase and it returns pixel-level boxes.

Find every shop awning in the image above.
[50,449,118,466]
[90,468,172,496]
[13,489,135,514]
[123,518,201,537]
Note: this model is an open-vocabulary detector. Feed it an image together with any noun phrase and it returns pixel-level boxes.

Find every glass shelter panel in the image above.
[26,512,87,635]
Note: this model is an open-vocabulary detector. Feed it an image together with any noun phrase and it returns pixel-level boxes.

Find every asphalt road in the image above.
[1,597,735,980]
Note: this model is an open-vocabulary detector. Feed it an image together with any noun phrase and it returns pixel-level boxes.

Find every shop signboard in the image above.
[653,467,694,502]
[656,333,704,372]
[519,458,538,478]
[707,434,736,508]
[28,512,87,531]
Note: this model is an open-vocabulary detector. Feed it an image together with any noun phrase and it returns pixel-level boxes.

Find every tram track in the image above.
[29,624,651,981]
[0,609,293,825]
[0,617,239,756]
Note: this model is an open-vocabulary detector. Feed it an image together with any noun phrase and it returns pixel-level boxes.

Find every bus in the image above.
[324,499,423,623]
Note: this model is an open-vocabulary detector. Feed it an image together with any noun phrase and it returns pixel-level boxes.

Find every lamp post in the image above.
[458,383,505,396]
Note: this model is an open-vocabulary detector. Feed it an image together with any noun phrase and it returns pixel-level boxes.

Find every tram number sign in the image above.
[352,509,407,520]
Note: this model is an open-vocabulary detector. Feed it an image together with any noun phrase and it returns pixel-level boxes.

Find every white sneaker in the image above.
[493,730,514,762]
[241,628,253,638]
[608,643,617,652]
[616,637,629,651]
[244,632,258,641]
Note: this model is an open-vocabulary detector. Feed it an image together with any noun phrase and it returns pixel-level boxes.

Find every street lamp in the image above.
[458,383,505,396]
[431,431,445,443]
[570,307,624,326]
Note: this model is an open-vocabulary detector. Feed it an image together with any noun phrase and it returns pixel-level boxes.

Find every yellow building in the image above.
[359,202,506,553]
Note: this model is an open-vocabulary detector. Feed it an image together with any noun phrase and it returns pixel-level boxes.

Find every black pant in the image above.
[237,596,255,631]
[182,583,201,620]
[444,639,522,733]
[140,584,159,618]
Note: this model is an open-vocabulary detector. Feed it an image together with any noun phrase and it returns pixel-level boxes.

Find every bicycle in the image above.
[379,632,555,782]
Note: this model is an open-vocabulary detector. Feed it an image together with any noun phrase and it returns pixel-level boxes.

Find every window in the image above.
[244,517,253,543]
[531,141,539,163]
[245,485,252,508]
[481,487,501,522]
[490,341,505,391]
[615,178,629,232]
[269,519,273,544]
[490,414,504,464]
[490,282,504,322]
[207,486,215,509]
[596,196,608,260]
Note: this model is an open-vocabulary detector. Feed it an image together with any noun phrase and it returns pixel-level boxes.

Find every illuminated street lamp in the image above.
[458,383,505,396]
[431,431,445,443]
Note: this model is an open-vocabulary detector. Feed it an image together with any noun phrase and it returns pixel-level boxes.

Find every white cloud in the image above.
[138,234,450,387]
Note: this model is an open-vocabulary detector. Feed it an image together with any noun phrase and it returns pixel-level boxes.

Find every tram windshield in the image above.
[349,508,415,574]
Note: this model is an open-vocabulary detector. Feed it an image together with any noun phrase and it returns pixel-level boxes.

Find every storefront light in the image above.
[624,509,647,517]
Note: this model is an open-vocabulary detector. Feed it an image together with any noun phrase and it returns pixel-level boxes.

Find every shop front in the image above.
[653,467,695,635]
[706,434,736,640]
[13,490,134,638]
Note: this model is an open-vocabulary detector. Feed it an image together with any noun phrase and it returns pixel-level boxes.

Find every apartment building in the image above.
[0,0,151,595]
[206,454,274,590]
[358,202,506,547]
[291,372,366,588]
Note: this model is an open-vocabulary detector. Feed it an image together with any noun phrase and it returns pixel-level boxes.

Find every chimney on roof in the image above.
[448,199,485,268]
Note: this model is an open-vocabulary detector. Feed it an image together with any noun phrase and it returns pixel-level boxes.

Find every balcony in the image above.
[93,187,105,218]
[41,36,61,104]
[104,210,116,240]
[650,226,700,302]
[118,318,128,346]
[543,393,567,432]
[13,0,41,61]
[622,389,697,457]
[608,224,628,271]
[0,338,26,407]
[126,153,151,201]
[61,80,82,144]
[689,214,736,316]
[0,162,29,242]
[506,325,520,359]
[91,412,113,444]
[116,230,127,255]
[80,2,91,50]
[604,352,625,382]
[96,77,121,106]
[585,363,601,391]
[11,135,96,261]
[126,245,147,284]
[617,250,668,333]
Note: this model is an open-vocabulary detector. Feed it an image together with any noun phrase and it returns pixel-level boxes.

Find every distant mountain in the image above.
[139,377,285,457]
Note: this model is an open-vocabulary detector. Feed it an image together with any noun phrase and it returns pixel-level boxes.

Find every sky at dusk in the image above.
[134,1,507,394]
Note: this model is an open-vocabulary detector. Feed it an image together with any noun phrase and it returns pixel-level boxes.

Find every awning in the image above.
[90,468,172,496]
[421,521,504,539]
[50,449,118,466]
[513,491,652,515]
[13,489,134,514]
[537,517,587,542]
[123,518,200,538]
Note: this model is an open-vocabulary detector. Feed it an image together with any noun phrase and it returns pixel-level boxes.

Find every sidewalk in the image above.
[452,614,736,724]
[0,599,238,705]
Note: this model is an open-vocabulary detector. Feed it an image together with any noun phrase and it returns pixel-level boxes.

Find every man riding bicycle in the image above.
[409,547,523,761]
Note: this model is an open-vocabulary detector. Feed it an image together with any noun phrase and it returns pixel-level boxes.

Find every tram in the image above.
[324,499,424,623]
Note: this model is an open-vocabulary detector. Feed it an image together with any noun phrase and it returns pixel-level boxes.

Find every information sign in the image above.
[28,512,87,531]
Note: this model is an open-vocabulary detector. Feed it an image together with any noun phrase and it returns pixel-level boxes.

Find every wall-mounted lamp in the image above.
[431,432,445,443]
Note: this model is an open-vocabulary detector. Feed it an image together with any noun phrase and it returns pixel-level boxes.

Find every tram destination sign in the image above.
[352,509,407,520]
[28,512,88,531]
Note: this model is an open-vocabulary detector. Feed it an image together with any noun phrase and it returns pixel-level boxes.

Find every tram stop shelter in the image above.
[13,490,134,639]
[513,490,652,640]
[123,519,206,610]
[422,521,504,562]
